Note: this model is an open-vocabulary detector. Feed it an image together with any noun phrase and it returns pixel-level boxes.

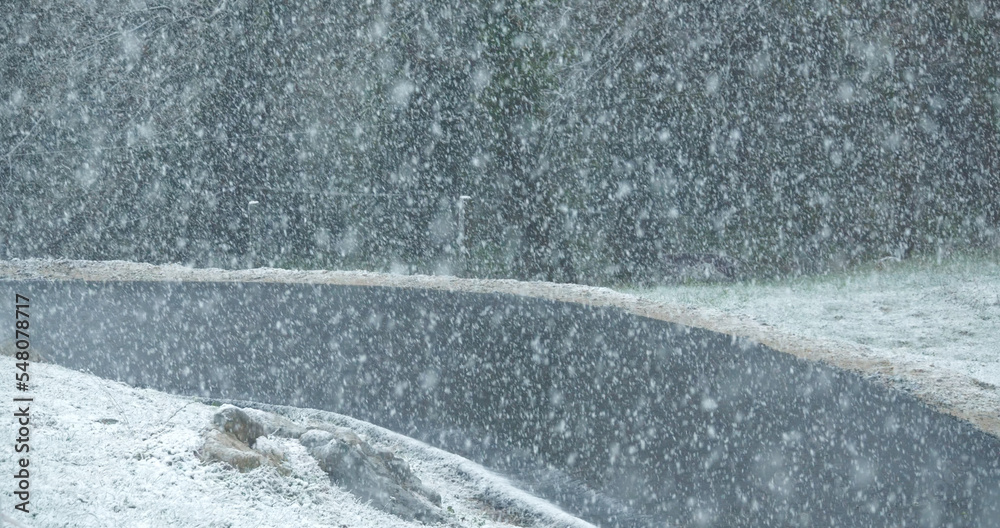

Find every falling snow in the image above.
[2,1,999,526]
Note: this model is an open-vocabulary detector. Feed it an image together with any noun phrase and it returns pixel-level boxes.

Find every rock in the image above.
[209,404,309,444]
[212,405,268,446]
[243,407,308,439]
[199,404,443,522]
[198,427,283,473]
[301,428,444,522]
[199,405,286,473]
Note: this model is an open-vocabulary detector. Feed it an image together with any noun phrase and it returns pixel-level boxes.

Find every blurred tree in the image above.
[471,0,558,280]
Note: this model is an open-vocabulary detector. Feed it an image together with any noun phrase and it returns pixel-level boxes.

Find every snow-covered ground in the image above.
[1,254,998,526]
[0,355,595,528]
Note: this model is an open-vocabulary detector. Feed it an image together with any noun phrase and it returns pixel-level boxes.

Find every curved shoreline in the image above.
[3,257,997,440]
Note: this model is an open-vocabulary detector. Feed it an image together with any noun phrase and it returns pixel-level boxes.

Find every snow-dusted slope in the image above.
[1,356,595,528]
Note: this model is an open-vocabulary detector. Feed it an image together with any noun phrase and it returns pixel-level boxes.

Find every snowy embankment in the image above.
[0,355,595,528]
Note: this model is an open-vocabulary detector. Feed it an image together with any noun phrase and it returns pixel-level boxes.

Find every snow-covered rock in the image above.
[302,427,444,522]
[202,404,443,522]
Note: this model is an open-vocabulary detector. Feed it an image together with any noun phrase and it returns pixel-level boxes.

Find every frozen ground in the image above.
[0,255,998,526]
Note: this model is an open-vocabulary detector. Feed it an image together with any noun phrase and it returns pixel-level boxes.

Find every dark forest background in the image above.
[2,0,998,283]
